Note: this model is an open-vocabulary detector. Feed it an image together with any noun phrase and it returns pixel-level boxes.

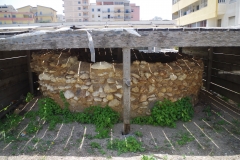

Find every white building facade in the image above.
[63,0,136,22]
[63,0,90,22]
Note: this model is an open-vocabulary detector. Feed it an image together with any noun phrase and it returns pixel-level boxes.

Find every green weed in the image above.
[134,131,143,137]
[26,92,34,103]
[132,97,194,128]
[107,136,145,155]
[141,155,157,160]
[90,142,101,149]
[176,132,194,146]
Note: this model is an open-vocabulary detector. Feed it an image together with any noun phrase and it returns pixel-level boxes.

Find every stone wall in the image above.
[30,52,204,117]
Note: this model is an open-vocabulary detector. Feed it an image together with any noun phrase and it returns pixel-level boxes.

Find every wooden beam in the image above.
[122,48,131,135]
[27,51,34,94]
[2,29,240,50]
[206,48,213,91]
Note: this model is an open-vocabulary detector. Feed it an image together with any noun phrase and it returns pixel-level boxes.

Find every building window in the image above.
[79,13,81,16]
[4,14,7,18]
[108,8,110,12]
[98,14,100,17]
[40,12,42,15]
[78,1,81,4]
[131,9,134,12]
[79,19,82,21]
[98,8,101,12]
[8,15,10,18]
[108,15,110,18]
[92,15,94,18]
[12,15,16,18]
[92,8,94,12]
[78,7,81,10]
[0,21,2,24]
[126,9,129,13]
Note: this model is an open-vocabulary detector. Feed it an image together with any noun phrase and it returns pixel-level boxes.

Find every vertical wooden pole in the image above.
[206,48,213,91]
[122,48,131,135]
[27,50,34,94]
[179,47,182,54]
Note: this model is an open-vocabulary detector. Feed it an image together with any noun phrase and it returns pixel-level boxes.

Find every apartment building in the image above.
[57,14,66,22]
[172,0,240,27]
[63,0,140,22]
[63,0,90,22]
[130,3,140,21]
[17,5,57,23]
[0,5,34,24]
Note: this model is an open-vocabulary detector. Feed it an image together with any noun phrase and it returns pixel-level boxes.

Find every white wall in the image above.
[218,0,239,27]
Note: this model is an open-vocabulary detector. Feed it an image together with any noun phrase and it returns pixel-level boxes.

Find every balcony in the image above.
[102,11,114,13]
[114,17,124,19]
[103,16,114,19]
[37,13,54,17]
[114,11,124,13]
[83,8,89,11]
[83,14,89,17]
[82,2,88,5]
[36,20,51,23]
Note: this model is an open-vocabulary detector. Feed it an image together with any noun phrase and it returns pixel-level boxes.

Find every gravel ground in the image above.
[0,98,240,160]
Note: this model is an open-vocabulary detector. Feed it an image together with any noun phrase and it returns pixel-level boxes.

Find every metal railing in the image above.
[102,11,114,13]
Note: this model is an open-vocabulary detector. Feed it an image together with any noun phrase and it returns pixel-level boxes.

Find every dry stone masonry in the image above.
[31,51,204,117]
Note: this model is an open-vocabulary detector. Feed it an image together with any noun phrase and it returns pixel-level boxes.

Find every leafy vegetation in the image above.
[107,136,145,155]
[132,97,194,128]
[31,92,119,138]
[25,92,34,103]
[134,131,143,137]
[176,132,194,146]
[141,155,157,160]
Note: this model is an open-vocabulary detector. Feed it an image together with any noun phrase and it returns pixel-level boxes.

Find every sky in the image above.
[1,0,172,20]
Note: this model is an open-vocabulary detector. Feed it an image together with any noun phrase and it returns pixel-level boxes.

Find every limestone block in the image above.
[107,78,115,84]
[86,91,90,97]
[116,84,122,89]
[141,61,147,65]
[145,73,151,79]
[170,74,177,81]
[88,85,94,92]
[132,87,139,93]
[64,90,74,99]
[75,84,81,88]
[108,99,120,107]
[73,96,79,101]
[131,73,140,79]
[80,73,89,80]
[104,84,117,93]
[39,73,51,81]
[94,98,102,102]
[85,81,91,86]
[98,72,108,76]
[132,77,138,84]
[103,98,108,102]
[114,93,122,99]
[148,97,157,101]
[65,85,71,89]
[109,72,114,78]
[149,85,155,93]
[158,93,165,98]
[178,74,187,81]
[87,96,93,102]
[131,96,136,101]
[107,94,114,101]
[100,92,107,98]
[92,91,100,97]
[133,61,140,65]
[81,85,89,90]
[139,95,147,102]
[91,62,112,70]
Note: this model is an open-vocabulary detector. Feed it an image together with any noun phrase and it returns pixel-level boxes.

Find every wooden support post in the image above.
[27,51,34,94]
[179,47,182,54]
[122,48,131,135]
[206,48,213,91]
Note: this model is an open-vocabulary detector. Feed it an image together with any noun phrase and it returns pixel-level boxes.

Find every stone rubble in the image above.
[31,52,204,117]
